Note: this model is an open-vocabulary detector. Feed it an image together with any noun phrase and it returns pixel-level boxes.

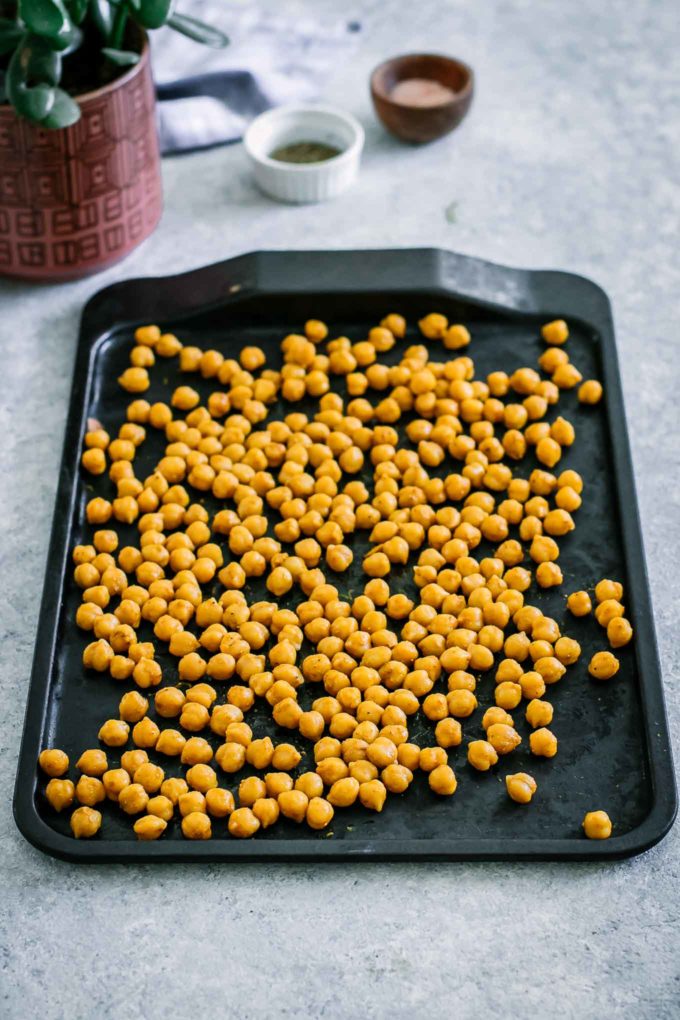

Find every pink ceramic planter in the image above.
[0,37,162,281]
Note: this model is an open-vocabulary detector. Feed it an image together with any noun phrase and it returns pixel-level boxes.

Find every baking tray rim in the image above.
[13,247,677,863]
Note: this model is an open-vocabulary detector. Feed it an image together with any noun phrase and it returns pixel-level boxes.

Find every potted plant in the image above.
[0,1,226,280]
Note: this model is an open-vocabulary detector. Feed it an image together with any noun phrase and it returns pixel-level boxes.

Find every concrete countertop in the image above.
[1,1,679,1016]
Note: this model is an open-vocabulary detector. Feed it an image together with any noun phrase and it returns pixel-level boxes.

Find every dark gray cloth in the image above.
[151,2,361,154]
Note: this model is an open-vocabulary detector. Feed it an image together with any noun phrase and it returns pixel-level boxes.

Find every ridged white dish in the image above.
[244,105,364,204]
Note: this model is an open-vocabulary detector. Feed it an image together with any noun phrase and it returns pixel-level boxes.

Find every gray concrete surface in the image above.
[1,1,679,1017]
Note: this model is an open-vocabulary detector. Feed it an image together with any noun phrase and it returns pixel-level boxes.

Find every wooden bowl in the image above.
[370,53,474,144]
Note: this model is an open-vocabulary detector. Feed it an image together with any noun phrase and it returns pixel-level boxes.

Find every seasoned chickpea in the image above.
[567,590,592,617]
[578,379,603,404]
[278,790,309,823]
[358,779,387,812]
[381,763,413,793]
[98,719,129,747]
[486,723,521,754]
[76,775,105,806]
[529,727,558,757]
[428,764,457,795]
[70,806,102,838]
[467,740,498,772]
[607,617,633,648]
[39,748,69,777]
[307,796,334,829]
[506,773,537,804]
[205,788,235,818]
[541,319,569,344]
[45,778,75,812]
[583,810,612,839]
[182,812,212,839]
[526,699,553,728]
[328,777,360,807]
[588,651,620,681]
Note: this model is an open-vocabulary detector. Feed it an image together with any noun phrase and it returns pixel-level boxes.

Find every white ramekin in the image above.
[244,105,364,204]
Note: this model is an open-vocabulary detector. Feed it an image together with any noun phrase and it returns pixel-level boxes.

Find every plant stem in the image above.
[110,2,128,49]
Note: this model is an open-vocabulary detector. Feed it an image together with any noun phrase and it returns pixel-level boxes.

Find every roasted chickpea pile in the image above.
[39,312,629,842]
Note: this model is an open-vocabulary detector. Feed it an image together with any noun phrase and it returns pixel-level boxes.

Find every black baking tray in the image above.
[13,249,677,862]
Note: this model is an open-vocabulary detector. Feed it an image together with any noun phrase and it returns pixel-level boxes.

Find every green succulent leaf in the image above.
[20,35,62,85]
[41,85,80,127]
[89,0,113,37]
[20,81,56,119]
[102,45,139,65]
[0,17,24,55]
[168,12,228,48]
[65,0,89,24]
[135,0,174,30]
[18,0,72,41]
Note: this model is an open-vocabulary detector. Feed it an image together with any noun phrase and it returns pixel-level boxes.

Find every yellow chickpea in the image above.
[118,367,150,393]
[70,806,102,838]
[327,777,360,807]
[567,590,592,617]
[541,319,569,344]
[467,740,498,772]
[76,775,105,806]
[278,790,309,823]
[305,796,334,829]
[357,779,387,812]
[39,748,69,777]
[118,783,150,815]
[133,815,167,840]
[182,812,212,839]
[486,723,521,755]
[583,810,612,839]
[428,764,457,795]
[525,699,554,728]
[45,778,75,812]
[506,773,537,804]
[607,617,633,648]
[98,719,130,747]
[381,763,413,793]
[205,788,235,818]
[578,380,603,404]
[588,651,620,681]
[529,727,558,757]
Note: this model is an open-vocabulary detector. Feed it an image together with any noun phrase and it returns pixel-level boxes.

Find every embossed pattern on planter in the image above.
[0,43,162,281]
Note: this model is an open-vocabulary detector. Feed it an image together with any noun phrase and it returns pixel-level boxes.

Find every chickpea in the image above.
[70,806,102,838]
[506,773,537,804]
[98,719,130,747]
[45,778,75,812]
[583,810,612,839]
[39,748,69,777]
[541,319,569,344]
[467,740,498,772]
[607,617,633,648]
[588,651,620,681]
[278,790,309,823]
[486,723,521,754]
[76,750,108,779]
[306,797,334,830]
[567,590,592,617]
[133,815,167,840]
[529,727,558,757]
[525,699,554,728]
[434,718,462,749]
[328,777,360,807]
[205,788,235,818]
[578,380,603,404]
[118,783,149,815]
[182,812,212,839]
[381,763,413,793]
[428,765,457,795]
[76,775,105,806]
